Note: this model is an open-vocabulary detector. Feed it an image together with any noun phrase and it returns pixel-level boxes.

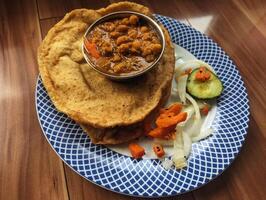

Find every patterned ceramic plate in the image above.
[36,15,249,197]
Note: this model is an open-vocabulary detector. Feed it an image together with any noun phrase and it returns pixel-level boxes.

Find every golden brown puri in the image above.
[37,1,175,144]
[81,79,172,144]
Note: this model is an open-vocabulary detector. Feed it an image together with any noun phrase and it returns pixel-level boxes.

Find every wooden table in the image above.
[0,0,265,199]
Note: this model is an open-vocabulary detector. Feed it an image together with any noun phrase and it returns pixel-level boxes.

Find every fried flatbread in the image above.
[37,2,175,143]
[81,80,171,144]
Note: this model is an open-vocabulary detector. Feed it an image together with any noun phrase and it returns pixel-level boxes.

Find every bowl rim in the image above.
[81,11,166,80]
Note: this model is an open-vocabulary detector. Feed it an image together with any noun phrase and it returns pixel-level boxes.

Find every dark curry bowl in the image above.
[82,11,166,81]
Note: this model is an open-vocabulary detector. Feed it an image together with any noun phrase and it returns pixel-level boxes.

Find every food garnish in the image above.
[148,103,187,139]
[84,38,100,59]
[187,67,223,99]
[156,59,223,169]
[148,127,175,139]
[195,67,211,82]
[200,103,210,116]
[156,112,187,128]
[172,127,187,169]
[153,143,165,158]
[159,103,182,115]
[129,143,145,159]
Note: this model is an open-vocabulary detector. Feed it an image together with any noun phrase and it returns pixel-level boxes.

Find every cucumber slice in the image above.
[187,68,223,99]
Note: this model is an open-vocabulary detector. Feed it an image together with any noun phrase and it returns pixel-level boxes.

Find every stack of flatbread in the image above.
[37,1,175,144]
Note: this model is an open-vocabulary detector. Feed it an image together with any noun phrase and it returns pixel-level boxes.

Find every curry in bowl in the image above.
[83,12,165,78]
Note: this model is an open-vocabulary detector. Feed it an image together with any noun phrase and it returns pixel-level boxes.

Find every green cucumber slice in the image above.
[186,68,223,99]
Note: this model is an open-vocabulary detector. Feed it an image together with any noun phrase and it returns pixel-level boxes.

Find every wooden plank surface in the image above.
[37,0,110,19]
[1,0,265,199]
[0,0,69,200]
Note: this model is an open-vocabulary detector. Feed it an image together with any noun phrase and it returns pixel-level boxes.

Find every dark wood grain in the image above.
[39,18,61,37]
[37,0,110,19]
[171,1,266,199]
[1,0,265,199]
[0,0,69,200]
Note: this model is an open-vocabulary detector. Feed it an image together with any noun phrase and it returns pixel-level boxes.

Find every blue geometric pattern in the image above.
[35,15,249,197]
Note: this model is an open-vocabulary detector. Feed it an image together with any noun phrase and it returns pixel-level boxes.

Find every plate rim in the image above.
[35,14,250,197]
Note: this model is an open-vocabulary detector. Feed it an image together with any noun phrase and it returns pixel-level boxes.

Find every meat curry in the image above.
[84,15,162,75]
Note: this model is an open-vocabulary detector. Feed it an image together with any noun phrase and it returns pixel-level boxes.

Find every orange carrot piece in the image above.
[148,127,165,138]
[181,68,193,76]
[195,67,211,82]
[84,38,100,59]
[204,72,211,80]
[157,112,175,121]
[195,72,204,80]
[148,126,175,139]
[159,103,183,115]
[201,104,210,116]
[128,143,145,159]
[156,112,187,128]
[153,144,165,158]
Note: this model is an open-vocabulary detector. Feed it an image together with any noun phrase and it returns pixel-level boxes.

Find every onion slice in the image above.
[172,123,187,169]
[185,93,200,120]
[182,131,192,157]
[153,138,174,146]
[192,128,213,142]
[184,93,202,138]
[177,75,188,104]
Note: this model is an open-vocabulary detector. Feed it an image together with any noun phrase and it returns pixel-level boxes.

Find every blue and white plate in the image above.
[36,15,249,197]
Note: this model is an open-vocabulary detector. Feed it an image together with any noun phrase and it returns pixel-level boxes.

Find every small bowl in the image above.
[82,11,165,81]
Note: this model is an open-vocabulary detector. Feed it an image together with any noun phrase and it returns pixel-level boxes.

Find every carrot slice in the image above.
[201,104,210,116]
[128,143,145,159]
[153,144,165,158]
[156,112,187,128]
[159,103,183,115]
[195,67,211,82]
[148,126,175,139]
[157,112,175,121]
[84,38,100,59]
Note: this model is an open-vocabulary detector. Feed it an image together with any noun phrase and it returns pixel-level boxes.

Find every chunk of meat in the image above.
[118,43,131,54]
[116,36,131,45]
[129,15,139,25]
[142,46,152,56]
[150,43,162,54]
[101,42,113,56]
[110,31,122,39]
[128,29,138,38]
[116,25,129,32]
[140,26,149,33]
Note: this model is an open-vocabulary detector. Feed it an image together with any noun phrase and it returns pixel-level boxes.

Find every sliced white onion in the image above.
[186,118,202,138]
[182,131,192,158]
[161,158,174,170]
[185,93,201,120]
[172,125,187,169]
[192,128,213,142]
[153,138,174,146]
[182,105,195,121]
[177,75,188,104]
